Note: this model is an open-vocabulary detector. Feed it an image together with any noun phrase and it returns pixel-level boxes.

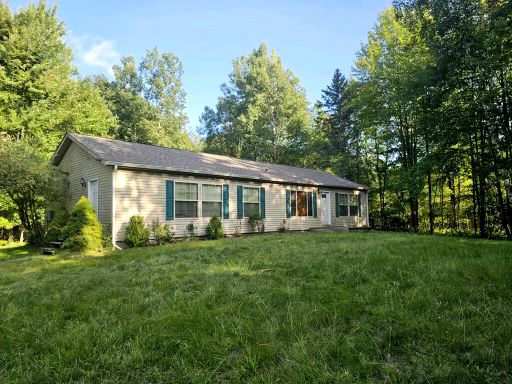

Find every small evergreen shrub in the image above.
[46,208,69,243]
[62,196,102,253]
[186,223,196,238]
[205,216,224,240]
[277,219,288,233]
[248,213,265,233]
[125,215,150,248]
[101,224,112,250]
[151,218,174,245]
[233,223,242,237]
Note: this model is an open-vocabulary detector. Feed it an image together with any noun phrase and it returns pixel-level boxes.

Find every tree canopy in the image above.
[199,43,311,165]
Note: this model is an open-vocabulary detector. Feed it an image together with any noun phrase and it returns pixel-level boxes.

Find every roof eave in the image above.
[51,133,104,166]
[103,161,369,190]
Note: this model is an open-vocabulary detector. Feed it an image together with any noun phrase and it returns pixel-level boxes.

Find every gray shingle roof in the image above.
[54,133,368,190]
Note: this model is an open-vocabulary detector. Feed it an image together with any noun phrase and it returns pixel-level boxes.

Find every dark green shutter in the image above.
[237,185,243,219]
[335,192,340,217]
[260,187,265,218]
[223,184,229,219]
[313,191,318,218]
[358,194,362,217]
[286,190,291,218]
[166,180,174,220]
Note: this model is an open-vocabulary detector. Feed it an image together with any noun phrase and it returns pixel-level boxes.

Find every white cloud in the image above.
[82,40,119,75]
[66,31,119,77]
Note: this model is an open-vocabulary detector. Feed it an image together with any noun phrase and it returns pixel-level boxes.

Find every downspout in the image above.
[112,164,122,250]
[366,190,370,227]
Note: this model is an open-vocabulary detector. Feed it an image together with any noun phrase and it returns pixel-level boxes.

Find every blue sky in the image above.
[11,1,391,133]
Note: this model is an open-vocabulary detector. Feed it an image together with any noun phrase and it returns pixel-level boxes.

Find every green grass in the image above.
[0,242,41,261]
[1,232,511,383]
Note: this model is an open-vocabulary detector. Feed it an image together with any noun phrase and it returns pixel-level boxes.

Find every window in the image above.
[291,191,297,216]
[349,195,359,216]
[175,182,198,218]
[338,193,359,217]
[289,190,313,217]
[243,187,259,217]
[297,191,307,216]
[202,184,222,217]
[339,194,349,216]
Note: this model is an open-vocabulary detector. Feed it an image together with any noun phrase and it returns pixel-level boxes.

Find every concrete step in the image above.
[310,226,349,232]
[49,241,63,248]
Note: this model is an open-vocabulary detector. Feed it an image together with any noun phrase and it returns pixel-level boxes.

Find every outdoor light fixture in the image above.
[80,177,87,188]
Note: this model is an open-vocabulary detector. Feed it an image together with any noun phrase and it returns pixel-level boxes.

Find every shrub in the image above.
[46,208,69,243]
[248,213,265,233]
[101,224,112,250]
[233,223,242,237]
[205,216,224,240]
[151,218,174,245]
[277,219,288,233]
[186,223,196,238]
[62,197,102,253]
[125,215,150,248]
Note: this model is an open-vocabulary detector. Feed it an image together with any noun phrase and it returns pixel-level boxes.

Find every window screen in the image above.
[339,194,349,216]
[243,187,259,217]
[202,184,222,217]
[175,182,198,218]
[349,195,358,216]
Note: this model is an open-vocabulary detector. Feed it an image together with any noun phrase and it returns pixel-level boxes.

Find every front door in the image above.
[321,191,331,225]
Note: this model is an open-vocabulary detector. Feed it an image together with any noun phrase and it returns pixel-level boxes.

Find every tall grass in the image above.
[1,232,511,383]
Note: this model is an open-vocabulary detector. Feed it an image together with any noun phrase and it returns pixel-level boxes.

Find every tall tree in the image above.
[95,48,193,150]
[199,43,311,165]
[0,137,63,244]
[0,1,116,154]
[314,69,365,182]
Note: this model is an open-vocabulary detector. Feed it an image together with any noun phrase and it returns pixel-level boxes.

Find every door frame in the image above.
[320,191,331,225]
[87,178,99,218]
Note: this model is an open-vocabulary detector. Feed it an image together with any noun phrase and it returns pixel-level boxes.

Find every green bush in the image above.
[101,224,112,250]
[186,223,196,238]
[248,213,265,233]
[62,197,102,253]
[46,208,69,243]
[151,218,174,245]
[205,216,224,240]
[125,215,150,248]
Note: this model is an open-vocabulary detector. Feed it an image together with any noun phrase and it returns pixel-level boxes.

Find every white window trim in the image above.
[175,181,199,219]
[201,183,223,218]
[290,189,313,218]
[338,193,359,217]
[243,186,260,218]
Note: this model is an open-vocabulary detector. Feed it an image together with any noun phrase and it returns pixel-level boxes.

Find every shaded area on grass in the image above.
[0,242,41,261]
[0,232,511,383]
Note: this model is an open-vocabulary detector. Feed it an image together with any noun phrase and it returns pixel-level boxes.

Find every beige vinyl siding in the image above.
[114,169,324,240]
[326,188,368,227]
[58,142,112,226]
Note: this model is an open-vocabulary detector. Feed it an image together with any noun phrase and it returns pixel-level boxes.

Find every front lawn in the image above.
[1,232,511,383]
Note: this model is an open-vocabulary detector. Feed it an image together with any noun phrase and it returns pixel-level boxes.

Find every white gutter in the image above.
[111,164,121,250]
[102,160,370,191]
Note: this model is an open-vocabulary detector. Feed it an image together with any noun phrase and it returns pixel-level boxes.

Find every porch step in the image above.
[42,248,57,255]
[49,241,63,248]
[310,226,349,232]
[348,226,371,232]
